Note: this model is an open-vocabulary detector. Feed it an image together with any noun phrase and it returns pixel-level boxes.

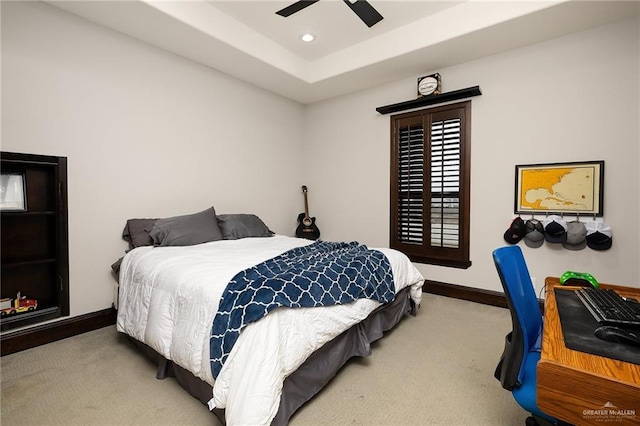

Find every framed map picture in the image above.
[514,161,604,216]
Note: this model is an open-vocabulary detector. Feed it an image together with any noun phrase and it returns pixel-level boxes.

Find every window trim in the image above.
[389,101,472,269]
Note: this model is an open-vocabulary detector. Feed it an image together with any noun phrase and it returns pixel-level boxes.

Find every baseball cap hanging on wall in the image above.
[504,217,526,244]
[523,218,545,248]
[542,215,568,243]
[585,220,613,250]
[562,220,587,250]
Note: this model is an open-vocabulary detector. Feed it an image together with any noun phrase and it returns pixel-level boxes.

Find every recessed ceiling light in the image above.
[299,33,315,43]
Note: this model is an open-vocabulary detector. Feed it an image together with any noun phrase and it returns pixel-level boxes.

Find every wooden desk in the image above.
[537,277,640,425]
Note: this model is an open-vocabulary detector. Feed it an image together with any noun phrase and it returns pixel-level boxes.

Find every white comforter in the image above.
[117,235,424,425]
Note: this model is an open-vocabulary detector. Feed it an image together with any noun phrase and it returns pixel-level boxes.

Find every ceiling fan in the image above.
[276,0,384,28]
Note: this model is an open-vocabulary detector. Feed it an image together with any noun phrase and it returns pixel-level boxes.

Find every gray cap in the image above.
[524,219,545,248]
[562,221,587,250]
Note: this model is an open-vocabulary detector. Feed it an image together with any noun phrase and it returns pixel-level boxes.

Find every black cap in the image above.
[585,221,612,250]
[504,217,526,244]
[542,215,568,243]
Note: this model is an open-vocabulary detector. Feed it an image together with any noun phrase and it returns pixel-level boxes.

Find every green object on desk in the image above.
[559,270,599,288]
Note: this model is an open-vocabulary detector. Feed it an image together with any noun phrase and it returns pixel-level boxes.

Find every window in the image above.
[390,101,471,268]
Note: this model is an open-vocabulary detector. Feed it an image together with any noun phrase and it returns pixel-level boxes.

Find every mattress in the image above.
[117,235,424,425]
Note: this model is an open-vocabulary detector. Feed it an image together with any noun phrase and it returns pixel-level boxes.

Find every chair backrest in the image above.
[492,245,542,390]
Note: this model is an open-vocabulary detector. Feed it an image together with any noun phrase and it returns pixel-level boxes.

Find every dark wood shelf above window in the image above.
[376,86,482,115]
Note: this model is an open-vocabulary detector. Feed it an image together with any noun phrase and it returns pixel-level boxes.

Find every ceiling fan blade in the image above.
[276,0,320,17]
[343,0,383,27]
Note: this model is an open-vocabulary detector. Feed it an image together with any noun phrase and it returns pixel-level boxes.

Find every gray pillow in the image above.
[217,214,273,240]
[150,207,223,247]
[122,218,158,249]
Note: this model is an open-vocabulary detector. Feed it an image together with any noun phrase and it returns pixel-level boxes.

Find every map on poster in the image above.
[517,163,601,214]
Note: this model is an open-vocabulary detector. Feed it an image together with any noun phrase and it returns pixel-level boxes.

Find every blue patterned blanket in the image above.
[209,241,395,378]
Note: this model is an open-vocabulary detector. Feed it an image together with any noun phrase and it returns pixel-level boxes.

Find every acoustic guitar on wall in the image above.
[296,185,320,240]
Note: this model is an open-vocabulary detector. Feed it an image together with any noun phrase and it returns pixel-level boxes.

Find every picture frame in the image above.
[514,160,604,216]
[0,172,27,211]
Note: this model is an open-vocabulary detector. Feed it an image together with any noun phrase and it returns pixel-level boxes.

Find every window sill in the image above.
[408,255,472,269]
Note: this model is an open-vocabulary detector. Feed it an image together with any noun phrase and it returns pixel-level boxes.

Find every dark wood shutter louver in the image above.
[430,117,461,249]
[397,124,424,244]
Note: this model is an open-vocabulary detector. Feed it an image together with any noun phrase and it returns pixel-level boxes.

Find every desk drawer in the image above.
[537,360,640,425]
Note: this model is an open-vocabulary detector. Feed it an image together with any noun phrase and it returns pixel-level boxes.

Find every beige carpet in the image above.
[1,295,529,425]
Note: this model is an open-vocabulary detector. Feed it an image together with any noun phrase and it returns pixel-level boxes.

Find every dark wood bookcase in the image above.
[1,152,69,332]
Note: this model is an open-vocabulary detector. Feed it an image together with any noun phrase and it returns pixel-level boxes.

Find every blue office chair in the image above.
[492,246,558,426]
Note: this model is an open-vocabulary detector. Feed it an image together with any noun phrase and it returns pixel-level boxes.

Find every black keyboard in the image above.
[575,287,640,327]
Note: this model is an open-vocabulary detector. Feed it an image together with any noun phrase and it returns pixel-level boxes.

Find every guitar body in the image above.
[296,212,320,240]
[296,185,320,240]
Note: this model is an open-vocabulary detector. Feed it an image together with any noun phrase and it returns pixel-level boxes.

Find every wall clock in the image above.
[417,73,441,97]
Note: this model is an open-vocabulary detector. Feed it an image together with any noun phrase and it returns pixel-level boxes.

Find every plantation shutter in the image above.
[396,120,424,244]
[430,115,461,249]
[390,101,471,268]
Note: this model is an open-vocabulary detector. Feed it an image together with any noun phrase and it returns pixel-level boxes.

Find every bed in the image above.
[114,207,424,425]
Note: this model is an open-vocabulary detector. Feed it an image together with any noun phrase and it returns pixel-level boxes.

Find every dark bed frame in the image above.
[127,286,416,425]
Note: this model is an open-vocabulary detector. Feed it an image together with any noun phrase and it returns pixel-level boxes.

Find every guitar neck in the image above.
[303,192,310,219]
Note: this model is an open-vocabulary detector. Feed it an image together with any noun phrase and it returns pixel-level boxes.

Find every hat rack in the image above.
[502,213,613,251]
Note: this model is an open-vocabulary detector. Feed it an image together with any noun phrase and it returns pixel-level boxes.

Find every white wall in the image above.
[304,17,640,293]
[2,2,638,331]
[1,1,306,320]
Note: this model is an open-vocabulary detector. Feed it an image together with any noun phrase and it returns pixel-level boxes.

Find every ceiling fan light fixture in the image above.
[299,33,316,42]
[277,1,383,28]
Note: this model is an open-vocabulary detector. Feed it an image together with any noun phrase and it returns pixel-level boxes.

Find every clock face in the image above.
[418,77,438,95]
